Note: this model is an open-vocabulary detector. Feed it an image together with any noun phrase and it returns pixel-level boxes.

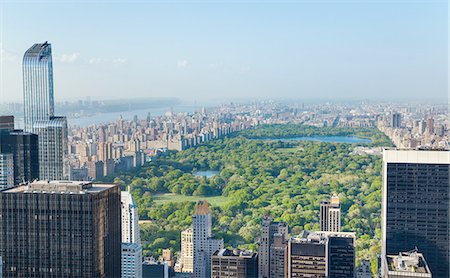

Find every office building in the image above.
[180,228,194,273]
[320,194,341,232]
[121,188,142,278]
[288,231,355,278]
[122,188,141,244]
[0,116,39,185]
[269,233,288,278]
[258,216,288,278]
[0,154,14,189]
[192,200,223,278]
[356,260,373,278]
[33,117,68,180]
[22,43,67,180]
[211,249,258,278]
[383,250,432,278]
[22,42,55,133]
[122,243,143,278]
[0,180,121,277]
[390,113,402,128]
[382,149,449,277]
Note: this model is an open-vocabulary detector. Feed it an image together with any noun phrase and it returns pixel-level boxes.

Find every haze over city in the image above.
[0,0,448,103]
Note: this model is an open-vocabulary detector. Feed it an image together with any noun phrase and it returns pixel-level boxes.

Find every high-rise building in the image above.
[269,233,288,278]
[192,200,224,278]
[122,242,143,278]
[121,188,142,278]
[0,154,14,189]
[390,113,402,128]
[22,42,55,133]
[122,188,141,244]
[211,249,258,278]
[0,180,121,277]
[180,228,194,273]
[22,43,68,180]
[383,250,432,278]
[0,116,39,185]
[320,194,341,232]
[258,216,288,278]
[382,149,449,277]
[288,231,355,278]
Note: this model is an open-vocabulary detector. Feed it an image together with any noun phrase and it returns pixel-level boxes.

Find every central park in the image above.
[101,124,393,271]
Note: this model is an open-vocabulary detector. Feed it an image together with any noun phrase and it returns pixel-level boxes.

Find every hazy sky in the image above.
[0,0,447,103]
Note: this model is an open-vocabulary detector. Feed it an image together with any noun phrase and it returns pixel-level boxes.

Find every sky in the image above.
[0,0,448,103]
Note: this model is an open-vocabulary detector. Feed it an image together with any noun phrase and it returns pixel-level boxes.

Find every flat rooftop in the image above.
[385,251,432,276]
[291,230,355,245]
[2,180,117,194]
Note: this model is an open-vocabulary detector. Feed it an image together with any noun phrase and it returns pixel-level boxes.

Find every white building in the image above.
[0,154,14,190]
[121,189,142,278]
[121,243,143,278]
[192,201,223,278]
[180,228,193,273]
[121,189,141,244]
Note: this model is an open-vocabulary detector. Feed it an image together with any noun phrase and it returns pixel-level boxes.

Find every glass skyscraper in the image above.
[22,42,55,134]
[22,42,67,180]
[382,149,450,277]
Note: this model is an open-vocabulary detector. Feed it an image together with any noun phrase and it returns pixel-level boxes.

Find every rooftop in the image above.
[195,200,211,215]
[2,180,117,194]
[291,230,355,245]
[385,250,432,276]
[214,248,256,259]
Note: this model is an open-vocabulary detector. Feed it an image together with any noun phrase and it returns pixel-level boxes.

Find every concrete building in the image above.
[382,149,449,277]
[288,231,356,278]
[192,201,224,278]
[122,243,143,278]
[320,194,341,232]
[356,260,373,278]
[121,188,142,278]
[0,153,14,189]
[0,180,121,277]
[211,249,258,278]
[258,216,288,278]
[269,233,288,278]
[180,228,194,273]
[390,113,402,128]
[383,250,432,278]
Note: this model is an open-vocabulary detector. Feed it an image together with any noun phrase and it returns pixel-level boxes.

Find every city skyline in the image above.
[0,1,448,102]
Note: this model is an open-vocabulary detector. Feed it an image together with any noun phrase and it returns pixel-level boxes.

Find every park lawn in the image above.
[153,193,230,207]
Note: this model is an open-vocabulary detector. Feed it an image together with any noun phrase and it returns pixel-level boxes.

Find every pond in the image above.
[193,170,220,178]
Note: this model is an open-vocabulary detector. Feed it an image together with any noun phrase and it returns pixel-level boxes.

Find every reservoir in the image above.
[255,136,371,144]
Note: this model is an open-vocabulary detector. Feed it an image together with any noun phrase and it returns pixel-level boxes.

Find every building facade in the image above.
[22,42,55,133]
[0,154,14,189]
[180,228,194,273]
[122,243,143,278]
[0,180,121,277]
[320,194,341,232]
[192,201,224,278]
[269,233,288,278]
[258,216,288,278]
[288,231,355,278]
[382,149,449,277]
[211,249,258,278]
[22,43,67,180]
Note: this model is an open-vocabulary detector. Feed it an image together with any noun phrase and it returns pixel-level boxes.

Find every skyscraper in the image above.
[269,233,288,278]
[22,42,67,180]
[22,42,54,133]
[288,231,356,278]
[390,113,402,129]
[0,116,39,185]
[192,200,223,278]
[121,188,142,278]
[320,194,341,232]
[0,180,121,277]
[258,216,288,278]
[180,228,194,273]
[382,149,449,277]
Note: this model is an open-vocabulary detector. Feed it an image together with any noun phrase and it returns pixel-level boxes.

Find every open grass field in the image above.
[153,193,230,206]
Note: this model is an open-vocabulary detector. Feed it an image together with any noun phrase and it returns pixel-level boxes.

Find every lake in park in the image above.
[257,136,371,144]
[193,170,220,178]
